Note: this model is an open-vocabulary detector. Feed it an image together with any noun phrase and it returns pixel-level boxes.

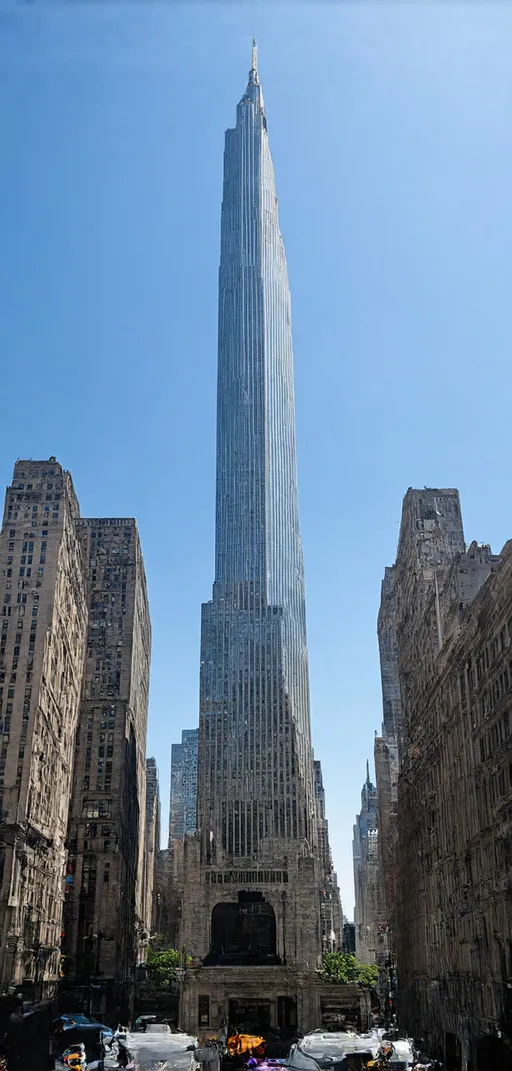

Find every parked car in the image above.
[115,1029,200,1071]
[52,1015,113,1039]
[132,1015,158,1033]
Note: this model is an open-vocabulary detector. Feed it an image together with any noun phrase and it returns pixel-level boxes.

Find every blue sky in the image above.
[1,1,512,917]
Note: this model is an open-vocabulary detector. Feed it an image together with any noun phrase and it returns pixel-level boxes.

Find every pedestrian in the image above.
[193,1037,222,1071]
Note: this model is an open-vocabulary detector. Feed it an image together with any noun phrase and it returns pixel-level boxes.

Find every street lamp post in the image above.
[175,968,185,1029]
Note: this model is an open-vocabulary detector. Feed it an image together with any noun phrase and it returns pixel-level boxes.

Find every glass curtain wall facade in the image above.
[199,45,316,862]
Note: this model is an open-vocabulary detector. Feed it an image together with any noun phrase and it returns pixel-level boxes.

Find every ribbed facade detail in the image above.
[198,50,316,862]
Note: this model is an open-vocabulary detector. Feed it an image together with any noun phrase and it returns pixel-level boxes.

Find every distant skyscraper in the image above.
[179,46,323,1032]
[169,728,198,843]
[144,757,160,934]
[353,763,386,966]
[314,759,342,952]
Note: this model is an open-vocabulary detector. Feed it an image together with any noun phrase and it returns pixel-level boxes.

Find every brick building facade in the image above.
[62,518,150,1018]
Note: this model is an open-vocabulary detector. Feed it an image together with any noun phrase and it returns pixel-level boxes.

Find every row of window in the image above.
[8,529,48,539]
[205,870,289,884]
[83,775,112,791]
[14,473,56,484]
[13,493,60,502]
[82,799,112,818]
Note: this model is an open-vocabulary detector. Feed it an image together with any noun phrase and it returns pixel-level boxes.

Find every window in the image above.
[39,555,45,565]
[82,800,100,819]
[198,996,210,1028]
[103,863,110,882]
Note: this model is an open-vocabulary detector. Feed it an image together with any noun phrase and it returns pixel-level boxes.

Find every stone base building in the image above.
[178,833,324,1035]
[180,966,372,1037]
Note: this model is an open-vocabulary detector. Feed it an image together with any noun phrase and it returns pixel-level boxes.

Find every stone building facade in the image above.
[353,765,387,968]
[62,518,151,1018]
[0,459,88,996]
[180,967,373,1037]
[375,490,466,975]
[388,487,512,1068]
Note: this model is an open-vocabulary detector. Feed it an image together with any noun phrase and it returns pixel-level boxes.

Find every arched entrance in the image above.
[204,891,281,966]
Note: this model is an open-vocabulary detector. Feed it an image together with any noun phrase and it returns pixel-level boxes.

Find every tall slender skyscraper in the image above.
[180,46,326,1036]
[200,40,316,859]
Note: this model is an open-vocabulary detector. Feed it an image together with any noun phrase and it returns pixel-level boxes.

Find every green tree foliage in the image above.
[319,952,379,989]
[145,938,191,989]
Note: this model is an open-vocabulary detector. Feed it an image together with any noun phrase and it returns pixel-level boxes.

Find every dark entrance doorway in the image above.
[205,891,280,966]
[277,997,297,1038]
[445,1032,461,1071]
[229,999,272,1036]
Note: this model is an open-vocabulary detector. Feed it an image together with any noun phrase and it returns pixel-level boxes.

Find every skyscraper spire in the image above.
[249,37,259,85]
[366,759,370,784]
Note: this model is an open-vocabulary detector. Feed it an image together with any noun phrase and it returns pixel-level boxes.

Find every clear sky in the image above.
[1,0,512,918]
